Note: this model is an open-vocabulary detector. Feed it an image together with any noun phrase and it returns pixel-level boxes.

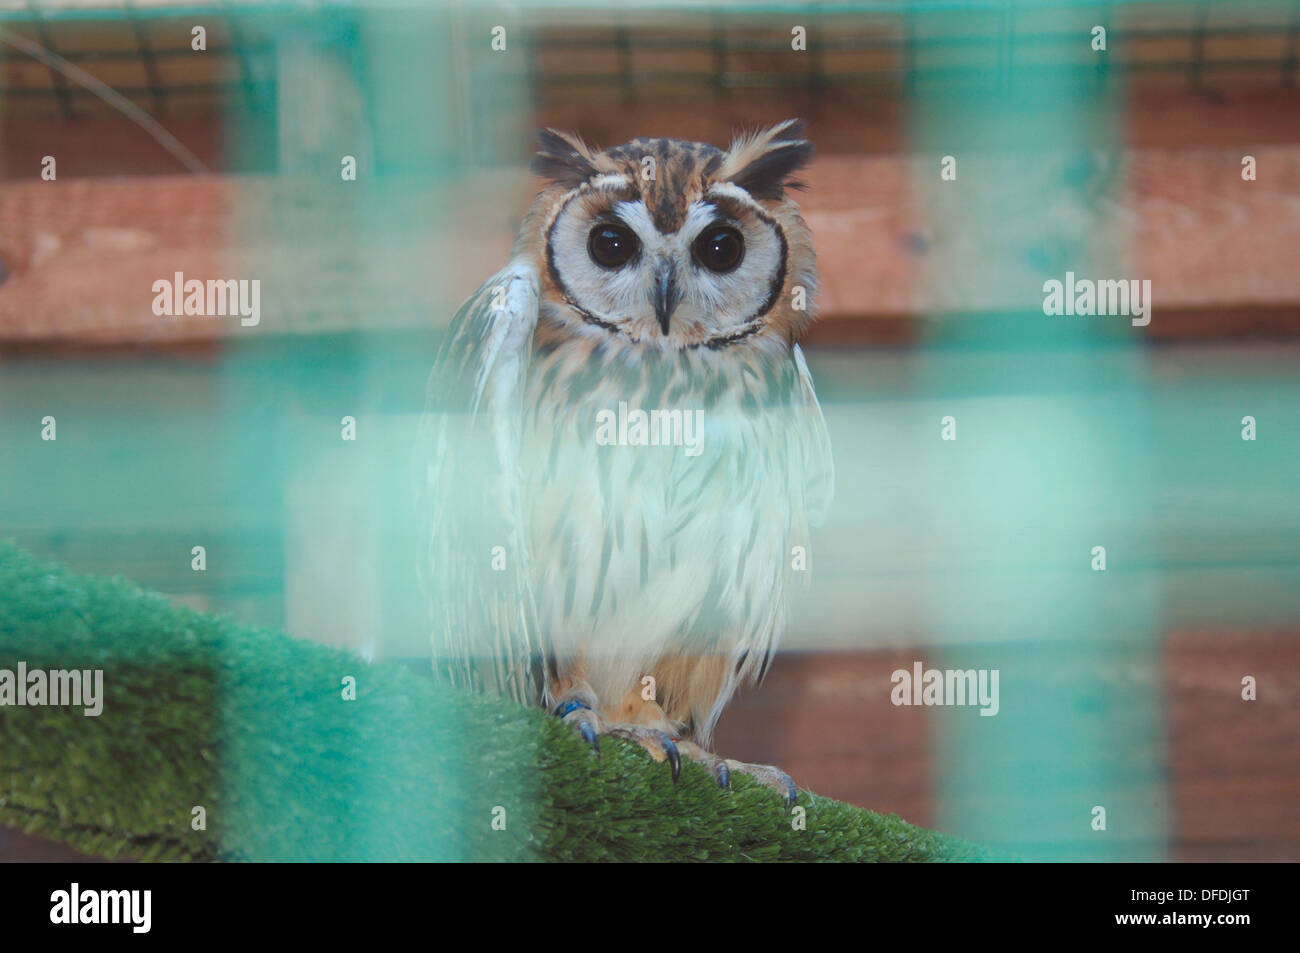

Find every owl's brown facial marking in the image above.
[602,138,725,235]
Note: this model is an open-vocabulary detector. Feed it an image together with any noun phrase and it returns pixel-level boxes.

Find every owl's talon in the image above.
[554,693,603,757]
[578,719,601,755]
[606,725,681,783]
[661,734,681,783]
[714,761,731,791]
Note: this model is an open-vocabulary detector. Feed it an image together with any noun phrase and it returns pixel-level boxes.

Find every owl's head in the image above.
[524,120,817,351]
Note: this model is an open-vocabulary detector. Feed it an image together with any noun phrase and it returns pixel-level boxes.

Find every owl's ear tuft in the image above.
[531,128,597,188]
[718,119,813,200]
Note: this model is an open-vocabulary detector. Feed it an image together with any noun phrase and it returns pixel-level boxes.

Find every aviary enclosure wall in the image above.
[2,0,1298,861]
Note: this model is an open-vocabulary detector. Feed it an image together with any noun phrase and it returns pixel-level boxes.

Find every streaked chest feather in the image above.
[519,325,804,662]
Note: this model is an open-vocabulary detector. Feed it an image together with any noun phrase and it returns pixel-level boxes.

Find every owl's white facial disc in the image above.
[545,184,788,348]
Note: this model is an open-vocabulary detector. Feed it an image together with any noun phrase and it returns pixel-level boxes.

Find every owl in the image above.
[418,119,833,804]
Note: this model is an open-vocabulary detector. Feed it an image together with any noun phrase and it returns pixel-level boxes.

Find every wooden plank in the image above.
[8,86,1300,177]
[1164,628,1300,861]
[715,648,936,826]
[1,144,1298,343]
[719,630,1300,861]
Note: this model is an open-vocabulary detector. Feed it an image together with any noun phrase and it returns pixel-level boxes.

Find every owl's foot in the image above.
[725,759,798,807]
[554,692,603,754]
[552,692,682,782]
[606,724,682,782]
[552,696,794,802]
[677,740,798,807]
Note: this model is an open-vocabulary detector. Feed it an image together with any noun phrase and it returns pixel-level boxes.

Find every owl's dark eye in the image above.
[692,226,745,273]
[587,224,639,269]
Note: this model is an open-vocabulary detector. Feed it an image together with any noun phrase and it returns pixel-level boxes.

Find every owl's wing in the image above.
[416,261,547,706]
[792,343,835,527]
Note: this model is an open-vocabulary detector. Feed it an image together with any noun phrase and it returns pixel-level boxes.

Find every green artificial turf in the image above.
[0,539,1001,861]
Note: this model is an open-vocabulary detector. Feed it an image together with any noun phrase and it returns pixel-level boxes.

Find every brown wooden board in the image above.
[2,145,1297,345]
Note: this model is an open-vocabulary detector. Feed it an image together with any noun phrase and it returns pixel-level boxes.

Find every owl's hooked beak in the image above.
[653,258,681,335]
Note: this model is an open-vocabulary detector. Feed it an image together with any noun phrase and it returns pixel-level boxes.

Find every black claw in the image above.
[579,720,600,755]
[715,762,731,791]
[659,733,681,783]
